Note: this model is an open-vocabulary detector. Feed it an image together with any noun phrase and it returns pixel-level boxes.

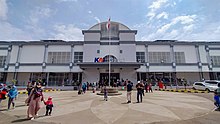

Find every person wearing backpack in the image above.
[7,85,18,109]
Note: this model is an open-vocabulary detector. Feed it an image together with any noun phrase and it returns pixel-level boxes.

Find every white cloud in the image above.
[0,0,8,20]
[214,26,220,33]
[29,7,54,26]
[173,15,197,25]
[149,0,168,10]
[147,0,168,20]
[183,24,194,32]
[0,21,32,40]
[51,24,83,41]
[141,15,197,40]
[156,12,168,19]
[57,0,78,2]
[87,10,100,23]
[88,10,92,14]
[94,17,100,23]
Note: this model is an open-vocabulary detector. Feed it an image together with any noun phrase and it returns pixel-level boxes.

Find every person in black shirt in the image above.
[127,80,133,103]
[136,81,144,103]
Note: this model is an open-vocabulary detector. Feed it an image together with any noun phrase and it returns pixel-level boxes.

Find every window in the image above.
[103,55,118,62]
[101,23,119,40]
[47,52,71,63]
[175,52,185,63]
[149,52,171,63]
[205,81,218,85]
[136,52,145,63]
[195,83,205,86]
[211,56,220,66]
[0,56,6,67]
[74,52,83,63]
[97,50,100,53]
[120,50,123,53]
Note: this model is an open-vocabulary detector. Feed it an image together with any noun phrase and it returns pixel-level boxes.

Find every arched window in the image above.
[103,55,118,62]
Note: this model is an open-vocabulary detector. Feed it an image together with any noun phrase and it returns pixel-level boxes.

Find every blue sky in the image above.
[0,0,220,41]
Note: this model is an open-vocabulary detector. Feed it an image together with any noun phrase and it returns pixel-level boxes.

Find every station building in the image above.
[0,21,220,86]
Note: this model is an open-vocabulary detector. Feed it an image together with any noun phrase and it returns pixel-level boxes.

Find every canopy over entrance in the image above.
[77,62,142,69]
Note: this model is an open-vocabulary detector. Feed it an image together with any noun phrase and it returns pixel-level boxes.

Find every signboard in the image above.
[94,57,105,62]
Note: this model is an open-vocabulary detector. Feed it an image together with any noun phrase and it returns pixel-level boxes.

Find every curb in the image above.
[154,88,208,93]
[18,89,61,94]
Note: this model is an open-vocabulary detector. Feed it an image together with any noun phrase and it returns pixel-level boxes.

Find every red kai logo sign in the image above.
[94,57,105,62]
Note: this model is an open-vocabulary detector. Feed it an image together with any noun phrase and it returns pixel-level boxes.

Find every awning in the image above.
[77,62,143,69]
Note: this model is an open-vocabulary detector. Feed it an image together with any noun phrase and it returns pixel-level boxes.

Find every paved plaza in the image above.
[0,90,219,124]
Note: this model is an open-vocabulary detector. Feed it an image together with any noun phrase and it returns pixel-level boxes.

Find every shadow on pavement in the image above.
[11,115,45,123]
[121,102,129,104]
[11,118,30,123]
[15,104,26,108]
[0,108,8,111]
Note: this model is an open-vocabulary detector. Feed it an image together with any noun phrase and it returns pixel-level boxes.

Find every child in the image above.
[103,86,108,101]
[44,97,54,116]
[0,84,8,105]
[7,85,18,109]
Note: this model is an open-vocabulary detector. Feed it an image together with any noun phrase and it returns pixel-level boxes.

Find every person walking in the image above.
[25,82,44,120]
[82,82,87,94]
[0,84,8,106]
[148,82,153,93]
[26,81,33,96]
[140,81,145,96]
[214,83,220,111]
[103,86,108,101]
[127,80,133,103]
[136,81,144,103]
[7,85,18,109]
[145,79,149,93]
[44,96,54,116]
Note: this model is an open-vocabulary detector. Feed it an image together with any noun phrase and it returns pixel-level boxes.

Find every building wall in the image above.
[199,45,208,63]
[136,45,145,52]
[17,72,30,85]
[176,66,199,72]
[174,45,197,63]
[10,45,19,63]
[84,33,100,41]
[119,44,136,62]
[82,69,99,83]
[48,45,71,52]
[209,50,220,56]
[120,68,137,84]
[6,73,14,83]
[83,44,100,62]
[176,72,200,84]
[100,45,120,60]
[0,50,8,56]
[73,45,83,52]
[119,33,135,41]
[148,45,170,52]
[20,45,44,63]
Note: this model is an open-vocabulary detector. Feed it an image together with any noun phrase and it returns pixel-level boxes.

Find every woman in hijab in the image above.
[7,85,18,109]
[25,82,44,120]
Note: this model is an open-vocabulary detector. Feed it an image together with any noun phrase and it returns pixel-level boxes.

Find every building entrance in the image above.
[100,73,120,86]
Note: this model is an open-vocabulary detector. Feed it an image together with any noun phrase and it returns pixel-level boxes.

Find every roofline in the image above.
[1,40,220,46]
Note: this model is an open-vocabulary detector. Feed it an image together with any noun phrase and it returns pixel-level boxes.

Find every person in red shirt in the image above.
[44,97,53,116]
[0,84,8,105]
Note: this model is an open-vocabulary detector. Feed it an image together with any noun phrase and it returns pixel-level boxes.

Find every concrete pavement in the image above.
[0,91,217,124]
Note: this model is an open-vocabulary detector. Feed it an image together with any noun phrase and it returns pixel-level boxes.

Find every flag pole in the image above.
[108,18,111,87]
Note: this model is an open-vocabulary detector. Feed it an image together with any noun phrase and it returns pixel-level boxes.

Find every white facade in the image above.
[1,22,220,86]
